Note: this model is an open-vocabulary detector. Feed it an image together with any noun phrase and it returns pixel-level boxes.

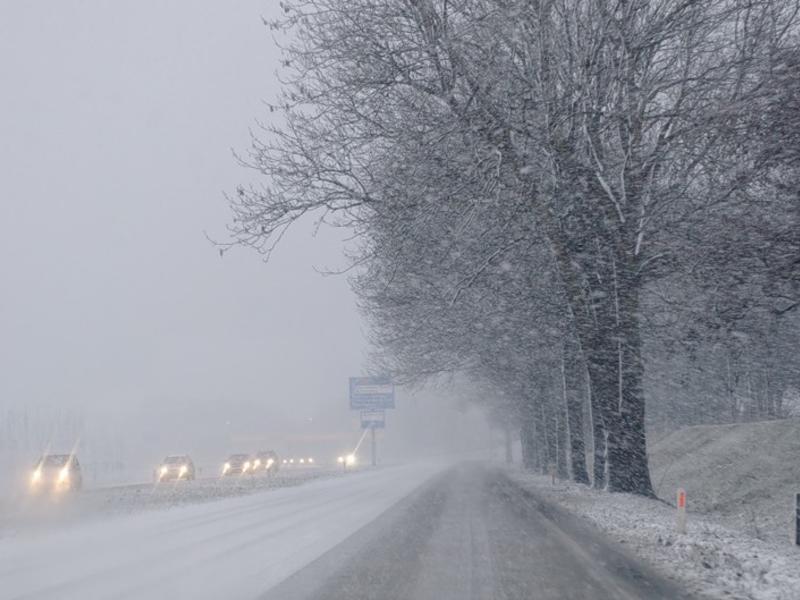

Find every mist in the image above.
[0,1,492,482]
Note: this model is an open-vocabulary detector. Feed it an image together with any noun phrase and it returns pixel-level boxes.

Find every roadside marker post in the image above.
[677,488,687,534]
[795,493,799,546]
[548,463,556,486]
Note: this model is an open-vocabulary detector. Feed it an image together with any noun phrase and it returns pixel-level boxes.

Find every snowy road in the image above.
[0,463,446,600]
[266,464,690,600]
[1,463,690,600]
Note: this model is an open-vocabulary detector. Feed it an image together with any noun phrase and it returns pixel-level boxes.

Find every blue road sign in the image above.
[349,376,395,410]
[360,409,386,429]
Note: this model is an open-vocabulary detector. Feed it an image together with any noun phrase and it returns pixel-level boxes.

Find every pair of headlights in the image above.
[222,462,249,473]
[30,467,70,484]
[158,465,188,477]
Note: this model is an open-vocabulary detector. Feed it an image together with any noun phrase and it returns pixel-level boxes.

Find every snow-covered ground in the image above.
[649,418,800,545]
[506,468,800,600]
[0,467,340,538]
[0,462,447,600]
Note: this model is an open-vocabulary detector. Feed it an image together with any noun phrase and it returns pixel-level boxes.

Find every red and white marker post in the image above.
[676,488,687,534]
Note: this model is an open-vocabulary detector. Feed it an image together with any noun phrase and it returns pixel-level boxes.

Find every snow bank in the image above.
[507,469,800,600]
[649,418,800,544]
[0,468,343,538]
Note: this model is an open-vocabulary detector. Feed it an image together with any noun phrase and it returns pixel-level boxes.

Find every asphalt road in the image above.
[264,464,690,600]
[0,464,446,600]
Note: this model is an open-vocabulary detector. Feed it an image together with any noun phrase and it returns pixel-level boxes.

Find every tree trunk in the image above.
[587,365,607,488]
[608,279,655,497]
[519,399,538,471]
[562,340,590,484]
[543,216,652,495]
[580,289,653,495]
[504,425,513,464]
[556,398,569,480]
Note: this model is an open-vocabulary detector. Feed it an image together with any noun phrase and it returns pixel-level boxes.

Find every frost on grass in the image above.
[507,469,800,600]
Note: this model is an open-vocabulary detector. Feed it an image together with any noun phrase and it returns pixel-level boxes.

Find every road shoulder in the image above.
[506,467,800,600]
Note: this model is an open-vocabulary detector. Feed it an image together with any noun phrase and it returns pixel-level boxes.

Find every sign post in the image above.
[350,377,394,468]
[677,488,687,534]
[795,493,799,546]
[360,410,384,467]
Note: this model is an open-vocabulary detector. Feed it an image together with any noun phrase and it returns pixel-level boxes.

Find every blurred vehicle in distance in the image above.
[253,450,279,474]
[336,454,357,469]
[154,455,196,482]
[30,454,83,493]
[281,456,315,467]
[221,454,253,476]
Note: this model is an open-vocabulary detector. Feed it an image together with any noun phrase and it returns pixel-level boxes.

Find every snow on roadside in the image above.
[0,467,347,540]
[506,468,800,600]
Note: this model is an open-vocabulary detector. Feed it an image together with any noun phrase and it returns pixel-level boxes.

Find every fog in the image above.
[0,1,494,480]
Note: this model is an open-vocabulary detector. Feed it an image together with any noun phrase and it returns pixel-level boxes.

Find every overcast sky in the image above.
[0,2,495,471]
[0,0,495,470]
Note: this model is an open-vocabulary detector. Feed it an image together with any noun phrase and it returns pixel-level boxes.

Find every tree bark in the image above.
[562,339,590,484]
[504,425,513,464]
[556,397,569,480]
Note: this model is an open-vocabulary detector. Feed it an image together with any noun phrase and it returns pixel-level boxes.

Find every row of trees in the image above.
[231,0,800,496]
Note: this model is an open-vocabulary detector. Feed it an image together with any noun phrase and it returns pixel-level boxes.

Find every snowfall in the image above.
[0,463,446,600]
[1,450,798,599]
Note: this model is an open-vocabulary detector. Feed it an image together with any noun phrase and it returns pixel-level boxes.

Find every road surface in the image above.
[0,463,446,600]
[1,463,689,599]
[265,464,689,600]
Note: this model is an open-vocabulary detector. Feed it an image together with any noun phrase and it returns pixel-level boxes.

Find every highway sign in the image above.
[360,409,386,429]
[349,376,395,409]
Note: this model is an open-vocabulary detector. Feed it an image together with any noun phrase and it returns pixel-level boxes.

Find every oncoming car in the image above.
[252,450,279,474]
[155,455,196,481]
[30,454,83,493]
[221,454,253,476]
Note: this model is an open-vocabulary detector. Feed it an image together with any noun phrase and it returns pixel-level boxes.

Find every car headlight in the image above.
[243,461,251,471]
[266,459,274,467]
[308,458,314,464]
[58,468,70,483]
[31,469,42,483]
[179,465,188,475]
[299,458,305,464]
[223,463,230,473]
[337,456,344,464]
[289,459,294,464]
[160,466,168,476]
[346,454,356,466]
[282,459,287,464]
[254,459,261,468]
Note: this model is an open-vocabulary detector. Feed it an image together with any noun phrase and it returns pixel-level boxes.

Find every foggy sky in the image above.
[0,1,495,468]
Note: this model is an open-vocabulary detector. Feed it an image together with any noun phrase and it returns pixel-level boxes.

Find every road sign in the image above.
[360,409,386,429]
[349,376,395,410]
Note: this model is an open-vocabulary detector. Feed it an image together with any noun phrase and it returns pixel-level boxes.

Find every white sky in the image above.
[0,1,370,457]
[0,1,495,470]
